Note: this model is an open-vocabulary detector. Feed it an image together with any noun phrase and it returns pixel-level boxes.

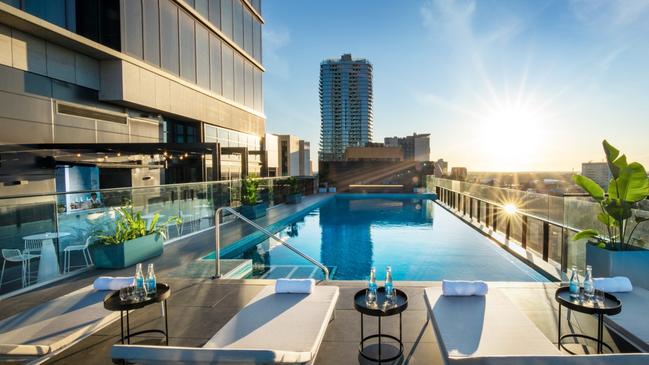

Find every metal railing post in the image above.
[542,221,550,261]
[521,215,528,249]
[213,208,222,279]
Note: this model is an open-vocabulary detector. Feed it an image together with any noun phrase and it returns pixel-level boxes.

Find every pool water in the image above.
[223,196,549,282]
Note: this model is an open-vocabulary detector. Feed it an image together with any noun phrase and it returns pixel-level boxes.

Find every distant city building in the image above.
[581,162,611,189]
[384,133,431,161]
[450,167,468,181]
[262,133,279,177]
[344,146,404,161]
[319,54,373,161]
[299,140,312,176]
[434,158,448,177]
[276,134,312,176]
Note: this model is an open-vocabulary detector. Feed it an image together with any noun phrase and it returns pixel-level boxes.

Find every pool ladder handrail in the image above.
[213,207,330,281]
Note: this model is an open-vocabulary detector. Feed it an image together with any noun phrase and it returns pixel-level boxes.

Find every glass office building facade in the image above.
[0,0,265,193]
[319,53,373,161]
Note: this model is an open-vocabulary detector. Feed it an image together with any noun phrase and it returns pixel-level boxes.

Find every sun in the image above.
[478,102,546,171]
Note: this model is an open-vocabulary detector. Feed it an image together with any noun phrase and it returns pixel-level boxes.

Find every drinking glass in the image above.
[365,289,376,306]
[119,287,129,301]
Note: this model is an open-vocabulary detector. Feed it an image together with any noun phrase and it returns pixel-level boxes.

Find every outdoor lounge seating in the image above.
[424,287,649,365]
[111,285,339,364]
[0,285,119,356]
[604,287,649,353]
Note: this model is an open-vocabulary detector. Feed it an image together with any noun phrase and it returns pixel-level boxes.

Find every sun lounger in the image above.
[425,287,649,365]
[604,287,649,352]
[111,285,339,364]
[0,286,119,356]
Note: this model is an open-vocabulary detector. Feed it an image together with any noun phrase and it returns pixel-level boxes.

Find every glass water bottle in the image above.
[583,265,594,300]
[146,263,157,294]
[384,266,394,300]
[366,267,377,305]
[569,265,580,299]
[134,263,147,299]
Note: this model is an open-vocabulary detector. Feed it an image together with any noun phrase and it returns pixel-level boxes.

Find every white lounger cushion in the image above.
[0,286,118,355]
[424,287,560,361]
[112,285,339,364]
[450,354,649,365]
[604,287,649,352]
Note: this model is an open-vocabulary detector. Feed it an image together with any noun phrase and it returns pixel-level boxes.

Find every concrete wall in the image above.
[100,59,265,138]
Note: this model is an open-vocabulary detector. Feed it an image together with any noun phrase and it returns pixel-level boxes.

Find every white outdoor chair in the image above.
[63,236,94,274]
[178,209,193,236]
[1,249,38,288]
[23,239,43,257]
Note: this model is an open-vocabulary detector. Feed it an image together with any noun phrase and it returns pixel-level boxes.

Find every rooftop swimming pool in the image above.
[212,195,549,282]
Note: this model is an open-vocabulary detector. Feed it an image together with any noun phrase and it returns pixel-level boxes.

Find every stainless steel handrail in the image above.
[213,207,330,281]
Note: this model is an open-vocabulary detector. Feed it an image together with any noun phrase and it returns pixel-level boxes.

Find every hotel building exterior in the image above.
[0,0,264,196]
[319,53,373,161]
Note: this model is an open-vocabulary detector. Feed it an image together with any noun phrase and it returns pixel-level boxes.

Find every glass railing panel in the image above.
[0,177,317,298]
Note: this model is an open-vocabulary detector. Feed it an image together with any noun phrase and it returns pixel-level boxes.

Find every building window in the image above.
[233,53,244,104]
[179,10,196,82]
[76,0,120,51]
[160,0,179,75]
[222,45,234,100]
[209,34,223,94]
[123,0,143,58]
[220,0,233,40]
[142,0,160,66]
[208,0,221,29]
[195,24,210,89]
[168,120,199,143]
[232,0,243,46]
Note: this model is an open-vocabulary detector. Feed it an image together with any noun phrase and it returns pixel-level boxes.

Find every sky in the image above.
[261,0,649,172]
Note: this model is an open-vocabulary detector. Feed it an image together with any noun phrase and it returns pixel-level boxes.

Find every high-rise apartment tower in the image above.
[319,54,373,161]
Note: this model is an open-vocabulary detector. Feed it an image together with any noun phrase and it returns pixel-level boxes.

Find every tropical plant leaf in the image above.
[603,140,624,178]
[608,162,649,203]
[597,212,618,227]
[573,229,600,241]
[635,215,649,224]
[572,174,605,201]
[148,213,159,233]
[604,199,633,222]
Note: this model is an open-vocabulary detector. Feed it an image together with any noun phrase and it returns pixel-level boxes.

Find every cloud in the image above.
[569,0,649,29]
[263,26,292,79]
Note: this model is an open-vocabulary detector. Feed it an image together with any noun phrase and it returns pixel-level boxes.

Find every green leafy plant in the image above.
[241,176,260,205]
[97,205,181,245]
[572,140,649,250]
[286,176,301,195]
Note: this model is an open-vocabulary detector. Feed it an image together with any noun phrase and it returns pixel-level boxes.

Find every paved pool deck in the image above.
[25,280,632,365]
[0,193,639,364]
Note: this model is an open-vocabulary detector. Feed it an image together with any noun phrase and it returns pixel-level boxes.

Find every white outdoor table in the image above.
[22,232,71,283]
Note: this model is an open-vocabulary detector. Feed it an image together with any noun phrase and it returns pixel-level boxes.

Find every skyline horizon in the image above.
[262,0,649,173]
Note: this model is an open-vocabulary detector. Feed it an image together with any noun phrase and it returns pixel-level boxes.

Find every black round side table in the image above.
[354,287,408,363]
[555,286,621,354]
[104,283,171,345]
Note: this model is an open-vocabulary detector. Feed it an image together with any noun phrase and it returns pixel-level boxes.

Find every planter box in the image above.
[587,244,649,289]
[91,234,163,269]
[286,193,303,204]
[318,187,327,193]
[328,187,337,193]
[239,202,267,220]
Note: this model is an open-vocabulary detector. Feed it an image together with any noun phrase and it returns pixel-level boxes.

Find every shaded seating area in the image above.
[111,285,339,364]
[0,285,119,356]
[424,286,649,364]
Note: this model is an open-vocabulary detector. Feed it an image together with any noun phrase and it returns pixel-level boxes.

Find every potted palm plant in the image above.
[286,176,303,204]
[92,205,180,269]
[572,140,649,284]
[239,176,267,219]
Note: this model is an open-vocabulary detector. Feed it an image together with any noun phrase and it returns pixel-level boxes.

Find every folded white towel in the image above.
[275,279,315,294]
[442,280,489,296]
[593,276,633,293]
[93,276,134,291]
